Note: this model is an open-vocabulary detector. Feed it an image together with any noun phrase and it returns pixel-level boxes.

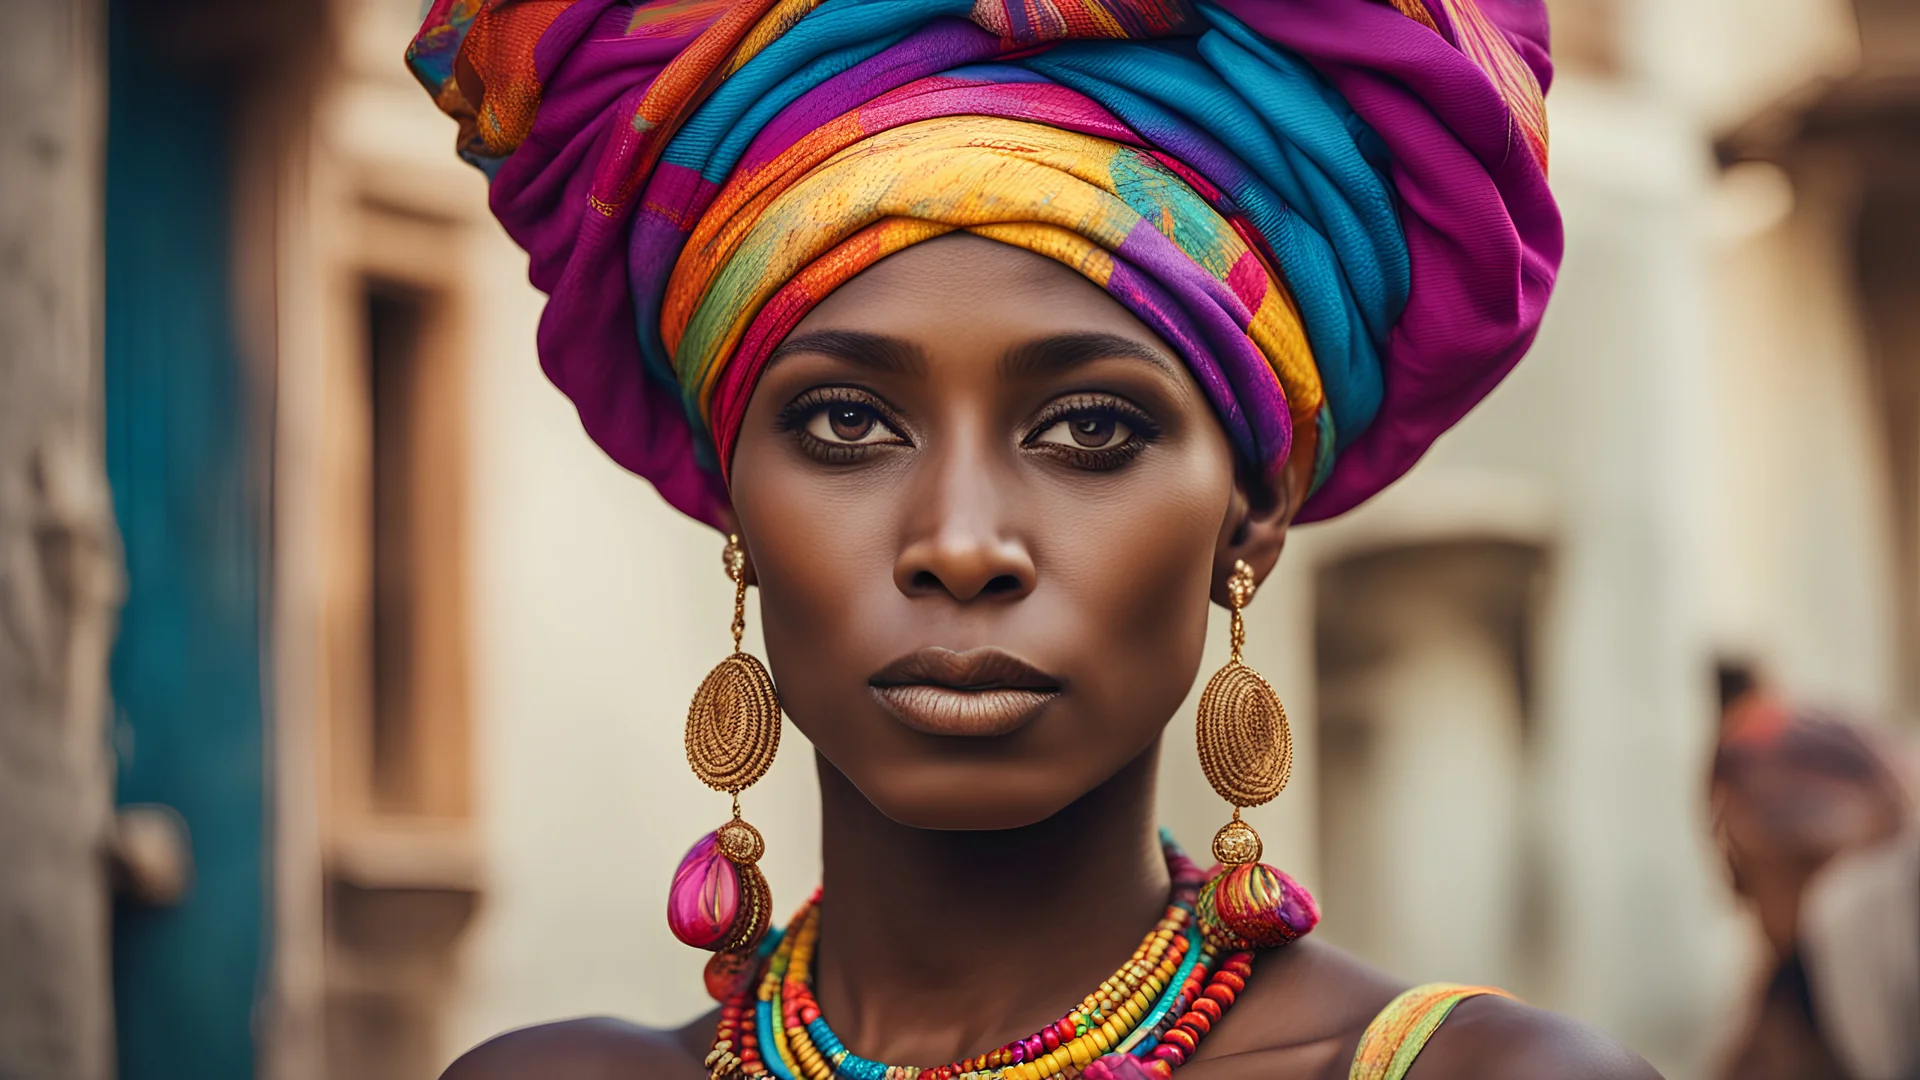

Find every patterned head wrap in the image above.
[409,0,1560,529]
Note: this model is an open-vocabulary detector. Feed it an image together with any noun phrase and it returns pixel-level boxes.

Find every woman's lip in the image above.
[869,647,1062,737]
[870,685,1059,737]
[869,647,1061,692]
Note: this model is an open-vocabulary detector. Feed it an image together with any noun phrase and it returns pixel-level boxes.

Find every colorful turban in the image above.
[408,0,1560,529]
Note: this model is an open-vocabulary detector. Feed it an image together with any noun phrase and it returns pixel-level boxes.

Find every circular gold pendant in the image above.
[686,653,781,795]
[715,817,765,865]
[1211,818,1265,865]
[1195,661,1292,808]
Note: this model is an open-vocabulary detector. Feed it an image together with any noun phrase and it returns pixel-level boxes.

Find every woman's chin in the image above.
[843,763,1094,832]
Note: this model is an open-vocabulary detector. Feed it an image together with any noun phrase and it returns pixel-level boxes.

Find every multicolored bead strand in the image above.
[706,833,1312,1080]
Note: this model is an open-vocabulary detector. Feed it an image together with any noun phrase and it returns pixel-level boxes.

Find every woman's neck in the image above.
[809,743,1172,1068]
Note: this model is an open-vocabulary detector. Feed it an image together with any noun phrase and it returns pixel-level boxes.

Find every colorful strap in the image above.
[1348,983,1513,1080]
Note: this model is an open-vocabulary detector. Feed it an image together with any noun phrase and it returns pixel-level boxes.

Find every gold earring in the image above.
[1192,559,1317,951]
[687,534,782,805]
[1196,559,1292,864]
[670,535,781,996]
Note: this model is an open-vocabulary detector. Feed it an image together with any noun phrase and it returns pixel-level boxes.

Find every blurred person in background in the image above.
[406,0,1659,1078]
[1711,674,1910,1080]
[1800,752,1920,1080]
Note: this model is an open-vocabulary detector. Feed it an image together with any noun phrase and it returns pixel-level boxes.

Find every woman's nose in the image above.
[893,447,1036,603]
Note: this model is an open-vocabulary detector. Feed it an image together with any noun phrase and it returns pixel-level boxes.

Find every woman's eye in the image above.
[806,403,895,445]
[1036,414,1133,451]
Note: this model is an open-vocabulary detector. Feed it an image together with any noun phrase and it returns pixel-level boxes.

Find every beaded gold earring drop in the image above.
[669,534,781,1000]
[1193,559,1319,950]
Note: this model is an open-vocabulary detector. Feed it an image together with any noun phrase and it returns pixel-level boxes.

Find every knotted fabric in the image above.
[409,0,1560,528]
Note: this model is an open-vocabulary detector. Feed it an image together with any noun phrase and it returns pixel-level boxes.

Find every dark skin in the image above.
[444,235,1661,1080]
[1711,709,1906,1080]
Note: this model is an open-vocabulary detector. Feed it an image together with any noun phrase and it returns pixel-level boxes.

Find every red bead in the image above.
[1204,983,1236,1008]
[1190,996,1222,1023]
[1178,1011,1211,1037]
[1057,1018,1077,1041]
[1162,1027,1197,1054]
[1042,1028,1060,1051]
[1214,970,1245,994]
[1146,1059,1174,1080]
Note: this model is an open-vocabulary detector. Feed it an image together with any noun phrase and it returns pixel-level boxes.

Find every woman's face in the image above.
[730,234,1283,830]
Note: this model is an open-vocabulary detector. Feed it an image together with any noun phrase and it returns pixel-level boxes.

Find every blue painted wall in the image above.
[105,7,269,1077]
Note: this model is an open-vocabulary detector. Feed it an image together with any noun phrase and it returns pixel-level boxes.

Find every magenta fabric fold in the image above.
[1214,0,1561,517]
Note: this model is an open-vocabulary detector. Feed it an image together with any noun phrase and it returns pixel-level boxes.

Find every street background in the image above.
[4,0,1918,1077]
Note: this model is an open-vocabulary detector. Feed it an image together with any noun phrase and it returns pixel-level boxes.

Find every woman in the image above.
[408,1,1659,1077]
[1711,689,1909,1080]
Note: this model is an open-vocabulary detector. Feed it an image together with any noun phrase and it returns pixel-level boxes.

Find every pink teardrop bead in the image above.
[1199,863,1319,949]
[668,831,741,950]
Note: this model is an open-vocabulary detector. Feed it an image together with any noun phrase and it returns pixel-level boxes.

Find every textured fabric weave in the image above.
[409,0,1560,529]
[1349,983,1514,1080]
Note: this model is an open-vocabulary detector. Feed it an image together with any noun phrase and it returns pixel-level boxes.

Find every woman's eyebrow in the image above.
[768,329,927,375]
[1001,332,1182,380]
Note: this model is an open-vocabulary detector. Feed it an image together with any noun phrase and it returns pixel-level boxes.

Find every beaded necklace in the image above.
[705,835,1299,1080]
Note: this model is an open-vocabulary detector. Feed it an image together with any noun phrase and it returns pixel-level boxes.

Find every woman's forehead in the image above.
[794,233,1155,341]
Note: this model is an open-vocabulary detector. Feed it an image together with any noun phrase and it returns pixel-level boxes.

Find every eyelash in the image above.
[1023,394,1160,471]
[774,388,1161,470]
[776,387,908,463]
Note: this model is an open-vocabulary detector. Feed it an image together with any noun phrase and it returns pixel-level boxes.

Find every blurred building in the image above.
[42,0,1919,1079]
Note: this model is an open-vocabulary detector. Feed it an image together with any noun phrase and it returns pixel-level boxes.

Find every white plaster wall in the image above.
[1703,161,1899,716]
[446,223,837,1052]
[1629,0,1859,128]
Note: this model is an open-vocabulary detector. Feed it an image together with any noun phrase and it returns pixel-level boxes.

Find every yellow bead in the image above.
[1069,1041,1093,1067]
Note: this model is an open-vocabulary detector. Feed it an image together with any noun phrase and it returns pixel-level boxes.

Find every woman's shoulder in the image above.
[1193,940,1662,1080]
[438,1010,717,1080]
[1404,994,1664,1080]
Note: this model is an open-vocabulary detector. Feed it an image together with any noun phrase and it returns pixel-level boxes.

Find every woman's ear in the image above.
[713,505,760,587]
[1211,462,1297,607]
